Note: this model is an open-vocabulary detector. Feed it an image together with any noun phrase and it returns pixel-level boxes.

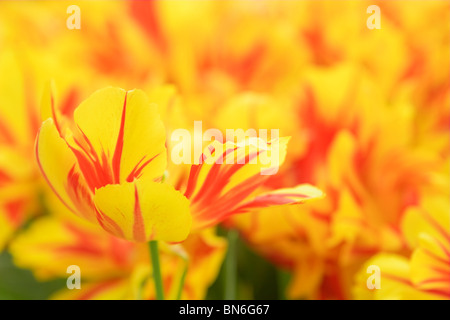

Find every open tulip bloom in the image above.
[35,87,324,299]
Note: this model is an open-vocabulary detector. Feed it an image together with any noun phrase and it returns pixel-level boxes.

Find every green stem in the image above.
[149,240,164,300]
[136,276,146,300]
[277,269,291,300]
[169,244,189,300]
[176,260,188,300]
[225,229,238,300]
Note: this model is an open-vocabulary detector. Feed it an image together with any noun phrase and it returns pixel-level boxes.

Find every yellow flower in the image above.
[10,216,139,281]
[0,51,46,250]
[184,138,324,230]
[10,214,226,300]
[36,87,191,243]
[353,194,450,299]
[225,62,446,299]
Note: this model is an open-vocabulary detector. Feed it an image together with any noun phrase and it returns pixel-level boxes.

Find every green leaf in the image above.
[0,250,66,300]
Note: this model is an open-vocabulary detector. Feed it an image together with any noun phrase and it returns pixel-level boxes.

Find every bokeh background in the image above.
[0,1,448,299]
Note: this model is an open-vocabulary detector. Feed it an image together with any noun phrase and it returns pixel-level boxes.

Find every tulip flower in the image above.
[10,216,137,281]
[36,87,192,243]
[37,86,325,242]
[222,63,446,299]
[36,86,195,300]
[0,51,50,250]
[9,214,226,300]
[184,138,324,230]
[353,194,450,300]
[36,85,324,299]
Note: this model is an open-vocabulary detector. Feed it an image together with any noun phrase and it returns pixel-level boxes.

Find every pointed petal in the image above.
[233,184,325,213]
[186,137,302,229]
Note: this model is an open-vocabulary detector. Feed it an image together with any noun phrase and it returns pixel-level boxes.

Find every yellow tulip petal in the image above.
[0,207,14,251]
[93,180,191,242]
[186,137,292,229]
[231,184,325,221]
[73,87,167,186]
[353,254,412,300]
[353,253,448,300]
[410,233,450,296]
[51,279,129,300]
[9,216,136,281]
[36,119,96,221]
[177,231,227,299]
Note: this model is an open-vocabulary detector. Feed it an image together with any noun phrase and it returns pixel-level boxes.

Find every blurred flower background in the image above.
[0,0,448,300]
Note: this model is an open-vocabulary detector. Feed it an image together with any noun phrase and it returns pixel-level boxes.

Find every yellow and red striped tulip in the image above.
[10,214,226,300]
[10,216,139,281]
[184,138,324,230]
[36,87,191,243]
[353,193,450,300]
